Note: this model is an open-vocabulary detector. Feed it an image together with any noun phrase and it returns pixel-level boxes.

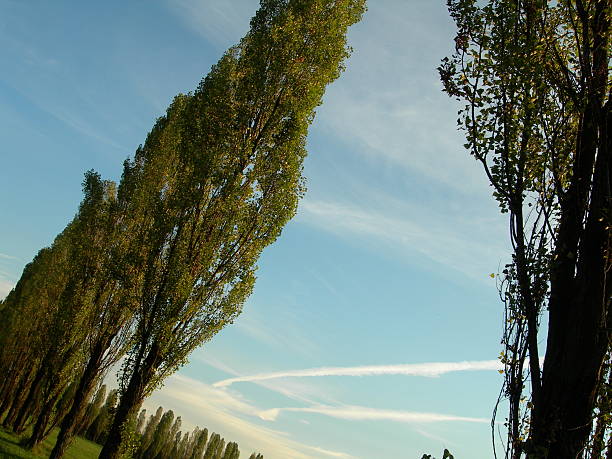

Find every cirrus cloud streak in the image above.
[213,359,501,388]
[259,405,489,424]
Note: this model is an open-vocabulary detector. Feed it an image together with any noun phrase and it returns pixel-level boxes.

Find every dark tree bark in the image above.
[528,3,611,455]
[98,343,161,459]
[50,339,111,459]
[8,361,46,433]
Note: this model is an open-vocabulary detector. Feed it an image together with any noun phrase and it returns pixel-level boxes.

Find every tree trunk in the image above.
[527,2,610,455]
[0,364,33,420]
[6,363,46,432]
[98,343,161,459]
[528,9,611,454]
[528,109,610,457]
[50,340,108,459]
[24,393,58,450]
[1,362,39,429]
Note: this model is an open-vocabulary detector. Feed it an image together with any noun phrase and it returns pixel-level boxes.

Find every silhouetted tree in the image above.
[441,0,611,456]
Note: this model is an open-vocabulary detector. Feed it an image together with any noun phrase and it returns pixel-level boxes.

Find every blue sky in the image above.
[0,1,513,457]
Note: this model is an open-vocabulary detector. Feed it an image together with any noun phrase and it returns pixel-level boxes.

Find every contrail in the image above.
[213,359,502,387]
[258,405,489,424]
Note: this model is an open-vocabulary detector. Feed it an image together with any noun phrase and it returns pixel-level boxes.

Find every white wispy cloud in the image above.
[319,85,480,194]
[146,374,355,459]
[258,405,489,424]
[213,359,501,388]
[164,0,256,47]
[231,307,320,358]
[290,1,511,284]
[0,255,17,301]
[0,33,132,155]
[297,198,508,281]
[313,2,485,193]
[415,428,455,446]
[199,352,341,407]
[305,446,355,458]
[149,373,486,458]
[0,279,14,300]
[49,107,130,152]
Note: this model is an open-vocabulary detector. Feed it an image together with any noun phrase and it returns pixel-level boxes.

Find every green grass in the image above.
[0,427,100,459]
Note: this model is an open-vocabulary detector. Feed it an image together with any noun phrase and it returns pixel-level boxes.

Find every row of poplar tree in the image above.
[0,1,366,458]
[76,385,262,459]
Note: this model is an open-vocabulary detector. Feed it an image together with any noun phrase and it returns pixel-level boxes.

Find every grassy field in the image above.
[0,428,100,459]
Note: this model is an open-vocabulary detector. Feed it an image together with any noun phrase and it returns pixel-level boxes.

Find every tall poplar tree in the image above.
[137,406,164,458]
[222,442,240,459]
[144,409,174,458]
[159,415,181,458]
[203,433,223,459]
[177,431,191,458]
[440,0,610,457]
[135,409,147,435]
[189,428,209,459]
[80,385,108,436]
[98,1,366,457]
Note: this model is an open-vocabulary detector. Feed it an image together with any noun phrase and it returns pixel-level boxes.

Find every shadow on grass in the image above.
[0,427,35,459]
[0,426,100,459]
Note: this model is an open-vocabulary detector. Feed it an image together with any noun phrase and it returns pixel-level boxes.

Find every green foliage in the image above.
[103,404,256,459]
[143,409,174,458]
[203,433,223,459]
[222,441,240,459]
[116,420,140,459]
[189,427,208,459]
[135,409,147,435]
[116,0,367,394]
[99,1,365,456]
[158,415,181,459]
[137,406,163,458]
[85,389,118,444]
[177,431,191,458]
[0,167,134,448]
[80,385,107,436]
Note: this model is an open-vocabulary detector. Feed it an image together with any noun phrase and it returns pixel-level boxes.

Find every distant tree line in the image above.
[73,386,262,459]
[0,1,366,458]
